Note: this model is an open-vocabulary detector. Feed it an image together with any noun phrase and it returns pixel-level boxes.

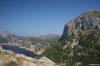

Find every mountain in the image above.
[59,10,100,65]
[43,10,100,66]
[0,31,11,38]
[0,32,60,45]
[60,10,100,47]
[0,31,24,44]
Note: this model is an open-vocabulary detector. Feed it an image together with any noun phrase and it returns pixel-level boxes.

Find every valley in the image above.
[0,10,100,66]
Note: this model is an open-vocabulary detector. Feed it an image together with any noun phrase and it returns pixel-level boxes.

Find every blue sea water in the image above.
[1,45,36,58]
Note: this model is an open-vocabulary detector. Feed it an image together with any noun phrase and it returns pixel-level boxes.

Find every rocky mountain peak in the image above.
[81,9,100,17]
[60,10,100,47]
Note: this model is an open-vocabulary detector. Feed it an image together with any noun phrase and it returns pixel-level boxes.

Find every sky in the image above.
[0,0,100,36]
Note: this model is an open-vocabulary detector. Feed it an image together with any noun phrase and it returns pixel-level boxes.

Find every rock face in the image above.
[57,10,100,65]
[0,47,58,66]
[60,10,100,48]
[38,56,56,66]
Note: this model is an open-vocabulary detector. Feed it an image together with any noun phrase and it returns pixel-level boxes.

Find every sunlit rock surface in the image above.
[0,47,58,66]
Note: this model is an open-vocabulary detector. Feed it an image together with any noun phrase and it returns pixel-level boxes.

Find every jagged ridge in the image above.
[60,10,100,45]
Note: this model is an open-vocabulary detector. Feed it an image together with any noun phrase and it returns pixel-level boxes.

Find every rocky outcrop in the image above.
[0,47,58,66]
[38,56,56,66]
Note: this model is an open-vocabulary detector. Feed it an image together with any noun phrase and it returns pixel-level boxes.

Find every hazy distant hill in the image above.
[0,32,60,55]
[30,33,60,46]
[0,31,60,45]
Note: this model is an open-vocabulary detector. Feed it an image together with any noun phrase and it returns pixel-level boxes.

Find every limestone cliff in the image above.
[60,10,100,48]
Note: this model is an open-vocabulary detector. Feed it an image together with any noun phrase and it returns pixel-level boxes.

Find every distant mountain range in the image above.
[0,31,60,55]
[0,31,60,45]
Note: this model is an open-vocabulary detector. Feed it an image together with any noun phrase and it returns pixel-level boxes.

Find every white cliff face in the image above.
[0,47,58,66]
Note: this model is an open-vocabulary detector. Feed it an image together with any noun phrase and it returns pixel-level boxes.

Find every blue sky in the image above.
[0,0,100,36]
